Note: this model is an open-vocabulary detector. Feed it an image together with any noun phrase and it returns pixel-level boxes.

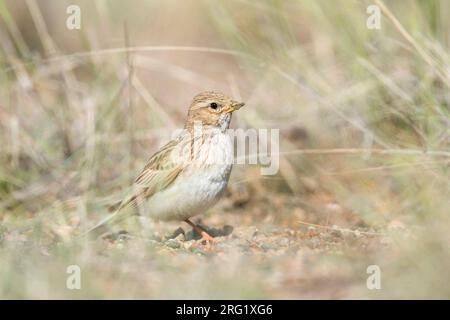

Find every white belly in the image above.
[145,133,233,221]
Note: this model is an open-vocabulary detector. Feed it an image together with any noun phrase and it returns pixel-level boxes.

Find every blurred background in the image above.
[0,0,449,299]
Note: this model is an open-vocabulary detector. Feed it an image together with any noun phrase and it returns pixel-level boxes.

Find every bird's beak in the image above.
[223,101,245,113]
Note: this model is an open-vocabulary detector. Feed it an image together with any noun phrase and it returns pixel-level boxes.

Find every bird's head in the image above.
[185,91,245,131]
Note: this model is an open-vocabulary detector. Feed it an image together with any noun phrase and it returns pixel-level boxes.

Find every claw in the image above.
[184,219,216,250]
[193,231,215,250]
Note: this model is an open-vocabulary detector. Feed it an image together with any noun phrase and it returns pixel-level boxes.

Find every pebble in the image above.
[169,227,185,239]
[182,240,195,250]
[175,233,185,242]
[260,243,276,251]
[330,225,342,238]
[165,239,181,249]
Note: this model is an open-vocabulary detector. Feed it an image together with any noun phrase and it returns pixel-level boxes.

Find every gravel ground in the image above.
[0,193,407,299]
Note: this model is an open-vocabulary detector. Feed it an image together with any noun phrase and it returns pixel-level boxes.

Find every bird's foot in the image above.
[191,230,215,250]
[184,218,216,250]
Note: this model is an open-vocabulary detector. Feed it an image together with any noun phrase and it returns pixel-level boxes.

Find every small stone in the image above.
[117,231,132,242]
[330,225,342,238]
[169,227,185,239]
[165,239,181,249]
[191,247,206,255]
[183,240,195,250]
[175,233,185,242]
[260,243,275,251]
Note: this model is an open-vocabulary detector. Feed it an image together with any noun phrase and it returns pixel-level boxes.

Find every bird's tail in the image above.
[81,206,133,239]
[81,189,145,239]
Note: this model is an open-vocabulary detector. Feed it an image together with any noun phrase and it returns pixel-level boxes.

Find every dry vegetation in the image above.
[0,0,449,299]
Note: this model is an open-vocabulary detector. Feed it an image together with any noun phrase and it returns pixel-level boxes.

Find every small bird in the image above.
[86,91,245,245]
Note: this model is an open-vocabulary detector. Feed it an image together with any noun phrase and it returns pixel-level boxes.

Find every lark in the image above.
[87,91,244,246]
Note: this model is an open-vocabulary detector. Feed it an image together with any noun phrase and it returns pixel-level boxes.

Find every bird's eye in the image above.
[210,102,218,110]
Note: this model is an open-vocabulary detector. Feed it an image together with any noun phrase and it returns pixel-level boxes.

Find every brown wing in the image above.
[84,138,184,237]
[118,138,183,211]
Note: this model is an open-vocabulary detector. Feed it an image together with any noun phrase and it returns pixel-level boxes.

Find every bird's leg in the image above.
[184,219,215,249]
[154,221,166,242]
